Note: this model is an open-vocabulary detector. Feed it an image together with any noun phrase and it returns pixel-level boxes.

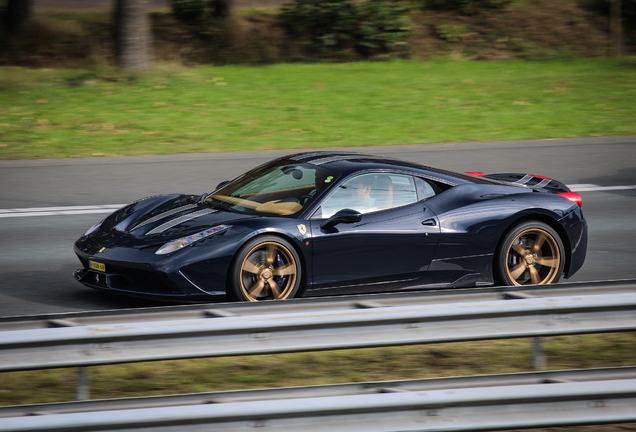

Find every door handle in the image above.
[421,218,436,226]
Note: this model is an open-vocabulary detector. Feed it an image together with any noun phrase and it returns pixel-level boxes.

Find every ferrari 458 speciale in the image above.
[74,152,587,302]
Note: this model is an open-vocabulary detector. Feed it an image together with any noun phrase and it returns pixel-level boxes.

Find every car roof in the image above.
[284,151,483,186]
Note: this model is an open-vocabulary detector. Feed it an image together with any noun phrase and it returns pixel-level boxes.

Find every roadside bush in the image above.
[435,23,468,42]
[357,0,413,56]
[169,0,232,22]
[581,1,636,31]
[279,0,412,58]
[581,0,636,18]
[279,0,358,55]
[169,0,208,21]
[420,0,511,15]
[167,0,236,59]
[581,0,636,46]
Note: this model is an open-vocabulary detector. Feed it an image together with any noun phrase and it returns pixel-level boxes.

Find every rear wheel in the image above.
[230,236,301,302]
[495,221,564,286]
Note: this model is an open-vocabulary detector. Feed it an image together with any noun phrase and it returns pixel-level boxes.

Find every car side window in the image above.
[415,176,449,200]
[320,173,418,219]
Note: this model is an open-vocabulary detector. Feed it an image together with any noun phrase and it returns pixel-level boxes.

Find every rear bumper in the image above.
[563,215,588,279]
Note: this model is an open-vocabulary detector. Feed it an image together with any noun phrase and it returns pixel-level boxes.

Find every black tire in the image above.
[229,235,302,302]
[494,221,565,286]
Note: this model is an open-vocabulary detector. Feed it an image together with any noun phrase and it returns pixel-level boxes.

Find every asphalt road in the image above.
[1,136,635,317]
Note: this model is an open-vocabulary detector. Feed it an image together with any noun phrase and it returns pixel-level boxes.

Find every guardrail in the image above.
[1,291,636,372]
[2,373,636,431]
[3,279,635,331]
[1,281,635,430]
[3,366,636,418]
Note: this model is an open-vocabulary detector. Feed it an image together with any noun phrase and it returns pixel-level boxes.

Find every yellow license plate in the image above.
[89,260,106,272]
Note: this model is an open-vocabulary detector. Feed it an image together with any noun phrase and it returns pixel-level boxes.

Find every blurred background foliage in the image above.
[278,0,413,58]
[418,0,512,16]
[583,0,636,26]
[169,0,232,20]
[0,0,633,67]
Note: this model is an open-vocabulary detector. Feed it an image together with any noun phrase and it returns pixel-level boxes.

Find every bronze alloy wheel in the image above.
[237,239,299,301]
[504,226,562,285]
[495,221,565,287]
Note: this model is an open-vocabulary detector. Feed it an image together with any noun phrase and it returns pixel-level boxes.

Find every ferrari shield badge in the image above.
[297,224,307,236]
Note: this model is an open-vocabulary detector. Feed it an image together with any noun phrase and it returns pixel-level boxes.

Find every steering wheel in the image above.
[301,195,315,206]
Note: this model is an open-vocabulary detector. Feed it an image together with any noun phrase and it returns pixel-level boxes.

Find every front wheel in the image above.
[230,236,302,302]
[495,221,565,286]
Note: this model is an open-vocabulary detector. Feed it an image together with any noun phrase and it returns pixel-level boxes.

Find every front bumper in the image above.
[73,243,229,302]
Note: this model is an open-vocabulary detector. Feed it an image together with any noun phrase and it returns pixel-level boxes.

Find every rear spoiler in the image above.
[480,173,571,194]
[467,172,581,208]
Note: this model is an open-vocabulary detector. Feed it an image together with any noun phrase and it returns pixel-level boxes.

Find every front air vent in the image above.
[140,244,163,253]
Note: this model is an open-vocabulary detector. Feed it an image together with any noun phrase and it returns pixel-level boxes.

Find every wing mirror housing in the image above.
[320,209,362,230]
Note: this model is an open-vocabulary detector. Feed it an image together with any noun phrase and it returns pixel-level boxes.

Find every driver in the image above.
[347,175,378,212]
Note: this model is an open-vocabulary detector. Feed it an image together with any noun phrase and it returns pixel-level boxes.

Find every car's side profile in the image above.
[74,152,587,302]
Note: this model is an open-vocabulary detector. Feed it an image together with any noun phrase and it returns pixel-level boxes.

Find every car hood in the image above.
[100,194,256,244]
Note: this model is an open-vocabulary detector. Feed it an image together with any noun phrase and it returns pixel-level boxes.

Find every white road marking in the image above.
[568,184,636,192]
[0,205,125,218]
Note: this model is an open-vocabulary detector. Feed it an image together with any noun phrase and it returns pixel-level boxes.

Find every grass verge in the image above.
[1,58,635,160]
[1,333,635,406]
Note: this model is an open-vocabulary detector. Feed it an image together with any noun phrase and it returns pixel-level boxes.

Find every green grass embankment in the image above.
[1,58,635,160]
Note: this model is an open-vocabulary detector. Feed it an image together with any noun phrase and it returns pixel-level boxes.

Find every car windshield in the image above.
[204,160,340,217]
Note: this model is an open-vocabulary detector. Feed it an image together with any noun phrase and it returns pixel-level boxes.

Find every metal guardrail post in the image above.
[503,291,547,370]
[75,367,89,401]
[533,337,545,371]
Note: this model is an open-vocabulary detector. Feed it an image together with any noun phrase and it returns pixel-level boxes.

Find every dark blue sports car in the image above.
[74,152,587,302]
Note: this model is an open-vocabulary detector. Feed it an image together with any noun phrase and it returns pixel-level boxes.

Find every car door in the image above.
[308,172,441,294]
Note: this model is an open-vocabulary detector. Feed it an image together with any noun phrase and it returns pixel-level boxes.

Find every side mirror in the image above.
[320,209,362,230]
[216,180,231,190]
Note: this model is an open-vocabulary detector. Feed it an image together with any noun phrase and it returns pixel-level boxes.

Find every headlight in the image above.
[156,225,230,255]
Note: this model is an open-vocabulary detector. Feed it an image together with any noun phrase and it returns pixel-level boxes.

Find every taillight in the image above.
[465,172,485,176]
[558,192,582,208]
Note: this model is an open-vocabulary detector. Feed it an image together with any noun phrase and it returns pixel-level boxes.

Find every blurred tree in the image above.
[5,0,32,34]
[114,0,152,70]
